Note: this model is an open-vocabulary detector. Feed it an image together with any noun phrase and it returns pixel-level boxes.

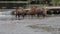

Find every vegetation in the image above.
[0,0,60,8]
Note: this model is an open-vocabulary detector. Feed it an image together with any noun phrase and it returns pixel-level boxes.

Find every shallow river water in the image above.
[0,9,60,34]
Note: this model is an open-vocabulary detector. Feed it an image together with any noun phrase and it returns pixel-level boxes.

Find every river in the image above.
[0,9,60,34]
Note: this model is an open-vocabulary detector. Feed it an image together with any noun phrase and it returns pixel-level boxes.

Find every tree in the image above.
[52,0,60,6]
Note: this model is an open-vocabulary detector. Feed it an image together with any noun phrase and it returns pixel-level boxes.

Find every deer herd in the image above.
[11,7,60,19]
